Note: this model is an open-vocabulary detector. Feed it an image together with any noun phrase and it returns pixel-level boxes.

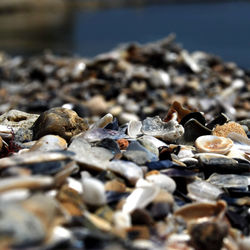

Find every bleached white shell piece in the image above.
[82,178,106,206]
[187,180,223,202]
[0,176,53,193]
[113,211,131,229]
[108,160,143,185]
[122,179,159,213]
[91,113,113,129]
[146,174,176,193]
[138,135,168,148]
[195,135,233,154]
[127,120,142,138]
[141,116,184,142]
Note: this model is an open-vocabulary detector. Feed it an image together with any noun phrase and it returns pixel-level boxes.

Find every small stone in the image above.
[117,138,129,150]
[32,107,89,142]
[0,110,39,142]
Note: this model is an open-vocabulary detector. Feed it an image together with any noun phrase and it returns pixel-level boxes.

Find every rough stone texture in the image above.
[0,110,39,142]
[32,107,89,141]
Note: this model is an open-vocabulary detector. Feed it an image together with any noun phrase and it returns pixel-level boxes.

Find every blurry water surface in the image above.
[0,1,249,68]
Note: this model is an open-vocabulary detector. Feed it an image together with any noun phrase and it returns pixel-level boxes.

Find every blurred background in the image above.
[0,0,249,69]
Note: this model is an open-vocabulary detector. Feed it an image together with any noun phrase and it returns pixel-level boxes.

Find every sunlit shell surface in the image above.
[195,135,233,154]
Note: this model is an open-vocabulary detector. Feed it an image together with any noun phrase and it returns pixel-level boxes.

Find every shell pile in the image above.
[0,36,249,249]
[0,102,249,250]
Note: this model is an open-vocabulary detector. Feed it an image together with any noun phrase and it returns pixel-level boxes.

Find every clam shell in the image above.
[174,200,227,223]
[122,179,159,213]
[127,120,142,138]
[82,178,107,206]
[108,160,143,185]
[187,180,223,202]
[195,135,233,154]
[146,173,176,193]
[207,173,249,188]
[91,113,113,129]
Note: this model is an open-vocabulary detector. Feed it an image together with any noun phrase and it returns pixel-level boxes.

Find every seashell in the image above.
[108,160,143,185]
[174,200,227,223]
[212,121,247,138]
[164,101,192,123]
[0,151,72,169]
[0,202,46,246]
[178,119,211,145]
[137,137,159,157]
[141,115,184,142]
[0,189,30,202]
[146,173,176,193]
[68,137,113,171]
[146,160,174,171]
[177,146,195,159]
[0,176,53,193]
[54,161,79,187]
[82,178,107,206]
[91,113,113,129]
[195,135,233,154]
[207,173,249,189]
[122,179,159,213]
[187,180,223,202]
[138,135,168,148]
[29,135,67,152]
[180,112,206,126]
[206,113,229,130]
[127,120,142,138]
[104,117,119,131]
[81,128,126,143]
[197,153,250,174]
[96,138,121,155]
[227,132,250,154]
[123,140,158,165]
[161,168,197,178]
[83,211,112,232]
[105,179,126,193]
[113,210,131,229]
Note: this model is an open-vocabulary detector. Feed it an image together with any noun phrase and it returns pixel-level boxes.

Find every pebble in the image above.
[32,107,89,142]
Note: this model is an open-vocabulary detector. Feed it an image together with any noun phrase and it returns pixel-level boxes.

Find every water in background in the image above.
[0,1,249,69]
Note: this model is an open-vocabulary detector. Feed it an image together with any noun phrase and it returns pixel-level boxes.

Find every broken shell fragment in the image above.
[108,160,143,185]
[195,135,233,154]
[146,173,176,193]
[141,116,184,142]
[82,178,107,206]
[127,120,142,138]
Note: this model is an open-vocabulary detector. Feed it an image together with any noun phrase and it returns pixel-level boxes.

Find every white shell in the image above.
[195,135,233,154]
[146,174,176,193]
[82,178,106,206]
[187,180,223,202]
[122,179,159,213]
[127,120,142,138]
[113,211,131,229]
[108,160,143,185]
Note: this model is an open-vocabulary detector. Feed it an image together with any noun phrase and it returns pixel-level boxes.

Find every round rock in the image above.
[32,107,89,141]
